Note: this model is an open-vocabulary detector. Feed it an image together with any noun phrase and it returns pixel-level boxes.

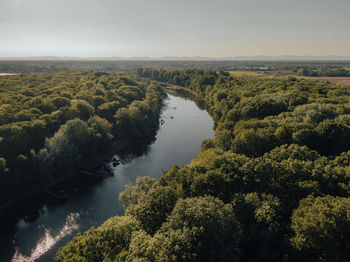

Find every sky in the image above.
[0,0,349,58]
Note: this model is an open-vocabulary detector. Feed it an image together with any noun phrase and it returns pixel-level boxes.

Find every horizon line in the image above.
[1,54,350,61]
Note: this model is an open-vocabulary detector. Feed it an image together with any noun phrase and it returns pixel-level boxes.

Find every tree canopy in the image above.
[0,71,164,214]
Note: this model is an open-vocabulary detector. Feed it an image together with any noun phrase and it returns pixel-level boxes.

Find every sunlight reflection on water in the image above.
[11,213,80,262]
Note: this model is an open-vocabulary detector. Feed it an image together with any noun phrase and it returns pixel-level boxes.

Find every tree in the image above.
[98,101,121,121]
[87,116,113,146]
[231,193,283,261]
[54,216,140,262]
[119,176,158,210]
[50,97,71,108]
[290,195,350,261]
[127,186,178,235]
[71,99,95,120]
[37,118,91,174]
[127,196,241,262]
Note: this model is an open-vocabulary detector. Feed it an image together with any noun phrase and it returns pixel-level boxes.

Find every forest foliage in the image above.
[0,71,164,211]
[50,68,350,261]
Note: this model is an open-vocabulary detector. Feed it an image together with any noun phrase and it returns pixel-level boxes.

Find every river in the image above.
[2,94,215,262]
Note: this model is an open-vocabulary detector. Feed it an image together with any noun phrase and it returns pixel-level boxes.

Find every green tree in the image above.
[127,196,241,262]
[231,193,283,261]
[290,195,350,261]
[54,216,140,262]
[119,176,158,210]
[71,99,95,120]
[127,186,178,235]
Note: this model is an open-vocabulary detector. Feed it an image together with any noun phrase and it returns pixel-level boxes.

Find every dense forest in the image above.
[1,60,350,75]
[0,71,164,218]
[297,67,350,77]
[56,68,350,261]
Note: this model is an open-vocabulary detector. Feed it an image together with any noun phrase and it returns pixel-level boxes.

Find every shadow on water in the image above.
[116,131,158,163]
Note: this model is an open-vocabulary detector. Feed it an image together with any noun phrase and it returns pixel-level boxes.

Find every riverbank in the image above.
[0,137,152,225]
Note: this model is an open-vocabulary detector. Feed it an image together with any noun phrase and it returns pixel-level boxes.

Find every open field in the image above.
[227,70,265,77]
[0,73,18,76]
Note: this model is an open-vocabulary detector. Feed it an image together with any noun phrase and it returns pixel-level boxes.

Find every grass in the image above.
[226,71,265,77]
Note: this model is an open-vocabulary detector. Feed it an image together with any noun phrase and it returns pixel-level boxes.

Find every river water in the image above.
[2,94,215,262]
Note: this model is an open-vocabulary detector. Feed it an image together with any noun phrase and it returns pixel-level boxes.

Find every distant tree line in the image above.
[297,67,350,77]
[1,60,350,74]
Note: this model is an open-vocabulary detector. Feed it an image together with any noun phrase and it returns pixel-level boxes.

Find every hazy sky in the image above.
[1,0,349,57]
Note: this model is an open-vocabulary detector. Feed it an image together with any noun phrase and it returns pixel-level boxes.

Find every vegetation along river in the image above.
[2,93,215,262]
